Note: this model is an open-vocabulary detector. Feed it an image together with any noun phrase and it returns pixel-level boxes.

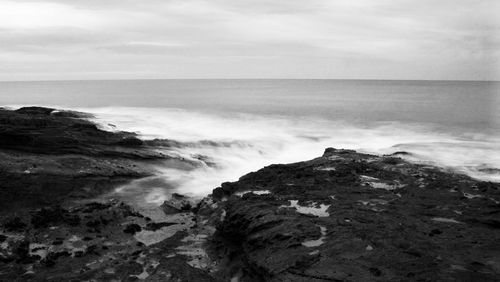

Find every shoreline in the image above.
[1,107,499,281]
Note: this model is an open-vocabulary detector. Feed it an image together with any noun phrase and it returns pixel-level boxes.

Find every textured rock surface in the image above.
[0,106,159,158]
[2,107,499,281]
[0,107,171,212]
[0,107,215,281]
[0,200,215,281]
[204,148,500,281]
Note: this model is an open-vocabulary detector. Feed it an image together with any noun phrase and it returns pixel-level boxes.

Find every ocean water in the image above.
[2,79,499,204]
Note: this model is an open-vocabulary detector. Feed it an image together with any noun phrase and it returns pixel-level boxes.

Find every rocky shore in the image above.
[0,106,171,213]
[1,107,499,281]
[0,107,213,281]
[203,148,500,281]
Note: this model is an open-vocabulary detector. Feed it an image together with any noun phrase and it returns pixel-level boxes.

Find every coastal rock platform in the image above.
[0,106,171,212]
[0,107,213,281]
[203,148,500,281]
[1,107,499,281]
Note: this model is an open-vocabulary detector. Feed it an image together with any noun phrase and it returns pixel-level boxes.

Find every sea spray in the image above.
[80,107,500,205]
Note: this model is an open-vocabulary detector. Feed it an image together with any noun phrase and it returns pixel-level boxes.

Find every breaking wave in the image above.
[83,107,500,204]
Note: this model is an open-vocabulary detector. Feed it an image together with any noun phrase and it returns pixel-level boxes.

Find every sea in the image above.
[2,79,499,205]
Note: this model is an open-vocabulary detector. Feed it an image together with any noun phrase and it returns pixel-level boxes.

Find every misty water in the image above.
[2,79,499,205]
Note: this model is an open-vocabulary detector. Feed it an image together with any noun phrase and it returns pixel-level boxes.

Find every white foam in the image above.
[63,106,500,204]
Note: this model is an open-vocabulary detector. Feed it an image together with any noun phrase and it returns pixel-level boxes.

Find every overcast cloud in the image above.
[0,0,498,80]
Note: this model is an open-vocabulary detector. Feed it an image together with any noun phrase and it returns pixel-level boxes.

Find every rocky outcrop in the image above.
[0,107,176,212]
[0,106,165,158]
[0,200,215,281]
[0,107,216,281]
[162,193,194,214]
[202,148,500,281]
[2,107,499,281]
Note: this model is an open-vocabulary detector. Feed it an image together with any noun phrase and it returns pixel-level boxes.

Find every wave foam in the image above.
[82,107,499,202]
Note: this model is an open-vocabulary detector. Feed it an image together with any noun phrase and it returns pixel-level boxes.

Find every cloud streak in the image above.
[0,0,498,80]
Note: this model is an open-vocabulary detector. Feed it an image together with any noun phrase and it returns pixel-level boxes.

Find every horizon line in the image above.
[0,78,498,83]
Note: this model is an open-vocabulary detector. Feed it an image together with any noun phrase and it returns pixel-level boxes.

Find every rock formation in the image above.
[1,107,499,281]
[200,148,500,281]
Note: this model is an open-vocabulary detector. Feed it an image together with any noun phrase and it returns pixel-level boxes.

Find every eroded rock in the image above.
[204,148,500,281]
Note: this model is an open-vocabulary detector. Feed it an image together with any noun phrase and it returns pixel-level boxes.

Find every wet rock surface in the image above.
[0,107,216,281]
[0,106,158,158]
[0,200,215,281]
[162,193,194,215]
[204,148,500,281]
[0,106,172,212]
[1,107,499,281]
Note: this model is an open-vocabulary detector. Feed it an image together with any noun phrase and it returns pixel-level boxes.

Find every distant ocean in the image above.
[2,79,499,203]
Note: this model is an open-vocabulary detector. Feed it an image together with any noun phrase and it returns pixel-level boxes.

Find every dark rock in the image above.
[40,257,56,267]
[115,137,143,147]
[161,193,192,215]
[115,261,144,280]
[0,107,179,213]
[31,206,66,228]
[123,223,142,234]
[81,202,111,213]
[86,244,100,255]
[0,106,163,158]
[40,251,71,267]
[85,220,101,228]
[205,148,500,281]
[382,156,402,164]
[144,138,185,147]
[1,106,499,281]
[467,217,500,229]
[162,204,182,215]
[148,257,216,281]
[64,214,81,226]
[73,251,85,257]
[13,240,30,263]
[1,216,27,231]
[50,109,93,118]
[369,267,382,277]
[15,106,55,115]
[429,229,442,236]
[211,187,228,201]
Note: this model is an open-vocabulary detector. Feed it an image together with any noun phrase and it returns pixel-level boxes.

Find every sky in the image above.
[0,0,498,81]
